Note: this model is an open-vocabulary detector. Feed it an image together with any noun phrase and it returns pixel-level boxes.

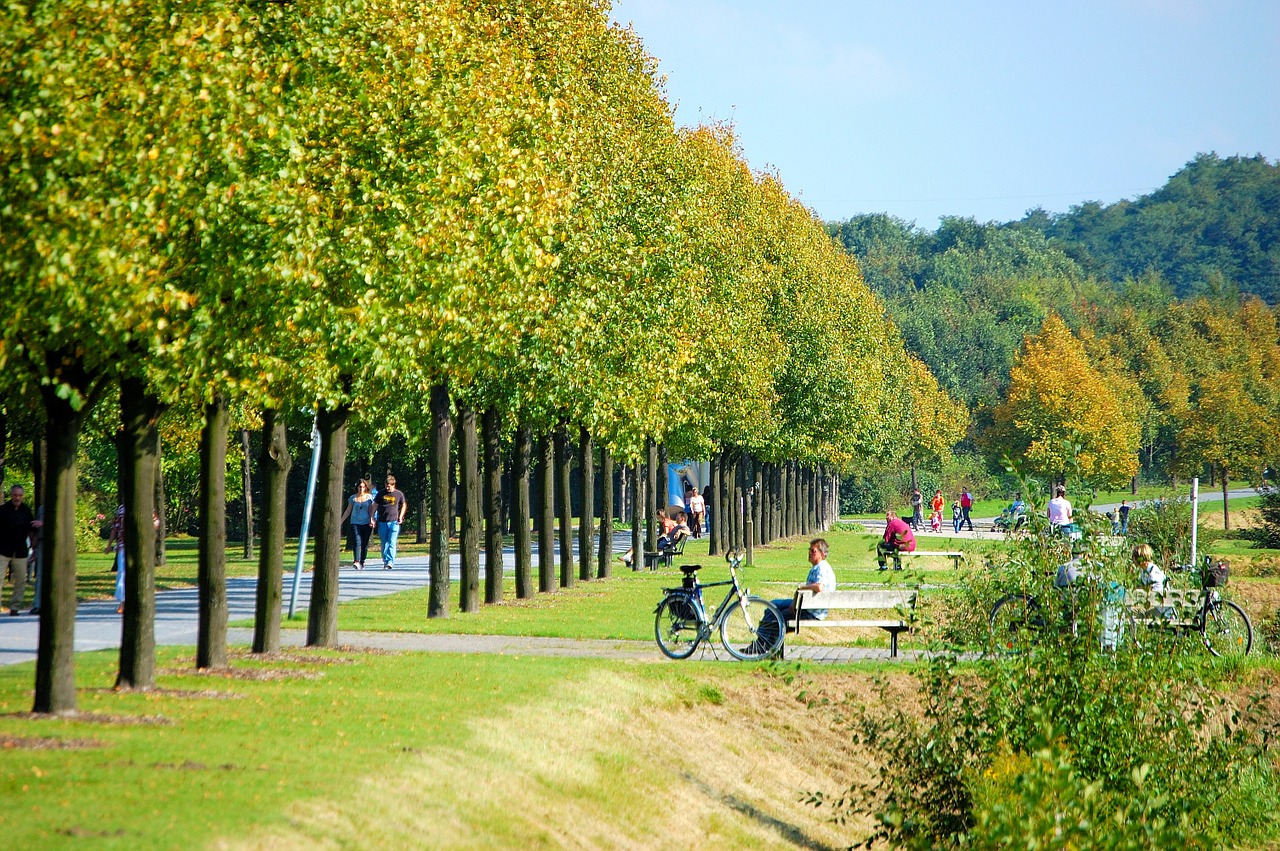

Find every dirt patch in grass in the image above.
[175,666,327,682]
[84,686,242,700]
[1233,579,1280,617]
[1,734,105,750]
[2,710,173,725]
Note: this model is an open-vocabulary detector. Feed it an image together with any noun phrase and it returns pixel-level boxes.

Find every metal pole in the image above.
[288,415,322,618]
[745,487,755,566]
[1190,476,1199,569]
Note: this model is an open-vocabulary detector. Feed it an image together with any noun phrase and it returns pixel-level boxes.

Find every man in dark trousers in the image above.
[878,510,916,571]
[960,487,975,532]
[0,485,42,615]
[375,474,407,569]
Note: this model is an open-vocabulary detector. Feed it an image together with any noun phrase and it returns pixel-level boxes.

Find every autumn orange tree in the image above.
[989,314,1140,491]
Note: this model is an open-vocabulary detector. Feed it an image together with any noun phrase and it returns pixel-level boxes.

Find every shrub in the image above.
[812,524,1280,848]
[1243,487,1280,549]
[1126,495,1193,568]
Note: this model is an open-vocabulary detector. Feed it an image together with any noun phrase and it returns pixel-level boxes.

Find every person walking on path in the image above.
[910,488,924,531]
[107,504,126,613]
[959,487,974,532]
[930,489,944,533]
[951,500,962,534]
[687,487,706,538]
[0,485,41,616]
[878,510,916,571]
[1118,499,1131,535]
[375,475,407,569]
[340,479,377,570]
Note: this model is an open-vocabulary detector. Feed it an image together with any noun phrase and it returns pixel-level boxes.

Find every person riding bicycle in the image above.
[771,538,836,625]
[879,511,917,571]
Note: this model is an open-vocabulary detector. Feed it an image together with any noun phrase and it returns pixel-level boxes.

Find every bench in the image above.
[785,588,918,658]
[1123,587,1205,628]
[644,533,688,571]
[899,550,965,570]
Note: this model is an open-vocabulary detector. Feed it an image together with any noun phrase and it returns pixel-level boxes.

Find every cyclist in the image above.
[771,538,836,625]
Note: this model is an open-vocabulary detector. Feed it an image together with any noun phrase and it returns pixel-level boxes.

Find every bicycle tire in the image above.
[719,596,784,661]
[988,593,1043,655]
[1201,598,1253,658]
[654,594,703,660]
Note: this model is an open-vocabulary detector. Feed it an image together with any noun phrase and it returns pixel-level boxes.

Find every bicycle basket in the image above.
[1203,561,1229,588]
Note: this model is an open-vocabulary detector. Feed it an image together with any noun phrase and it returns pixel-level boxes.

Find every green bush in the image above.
[1243,487,1280,549]
[1126,495,1193,568]
[812,524,1280,848]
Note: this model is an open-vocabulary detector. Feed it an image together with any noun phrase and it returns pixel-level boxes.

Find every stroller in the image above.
[993,506,1027,533]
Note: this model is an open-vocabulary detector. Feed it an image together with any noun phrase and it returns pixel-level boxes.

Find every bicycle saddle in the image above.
[679,564,702,576]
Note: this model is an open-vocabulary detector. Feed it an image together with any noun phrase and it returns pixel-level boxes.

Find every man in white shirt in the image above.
[772,538,837,623]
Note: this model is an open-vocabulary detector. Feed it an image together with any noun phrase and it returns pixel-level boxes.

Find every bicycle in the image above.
[653,549,784,661]
[1126,560,1252,658]
[988,576,1127,655]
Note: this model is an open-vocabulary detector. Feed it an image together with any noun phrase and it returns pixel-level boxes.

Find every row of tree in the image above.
[0,1,961,714]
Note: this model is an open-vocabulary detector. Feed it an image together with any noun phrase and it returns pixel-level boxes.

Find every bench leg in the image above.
[890,629,898,658]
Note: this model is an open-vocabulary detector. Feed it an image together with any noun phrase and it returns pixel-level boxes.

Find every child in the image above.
[951,500,962,534]
[1132,542,1166,594]
[930,507,941,533]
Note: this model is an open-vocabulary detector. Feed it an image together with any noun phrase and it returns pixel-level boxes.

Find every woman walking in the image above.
[340,479,376,570]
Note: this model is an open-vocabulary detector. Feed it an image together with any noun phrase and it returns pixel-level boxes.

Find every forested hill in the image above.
[827,152,1279,410]
[1031,153,1280,303]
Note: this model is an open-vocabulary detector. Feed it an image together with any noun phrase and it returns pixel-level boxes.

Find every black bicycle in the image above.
[653,550,784,661]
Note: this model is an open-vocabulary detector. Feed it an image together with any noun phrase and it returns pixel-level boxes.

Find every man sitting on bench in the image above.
[878,510,916,571]
[772,538,837,625]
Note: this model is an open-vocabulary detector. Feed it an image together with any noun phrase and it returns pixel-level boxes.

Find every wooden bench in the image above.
[899,550,965,570]
[644,533,689,571]
[785,589,918,658]
[1123,587,1205,628]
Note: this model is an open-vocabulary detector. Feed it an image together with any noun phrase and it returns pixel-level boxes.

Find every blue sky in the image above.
[611,0,1280,229]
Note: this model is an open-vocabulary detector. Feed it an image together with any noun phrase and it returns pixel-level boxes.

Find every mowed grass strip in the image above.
[0,646,889,850]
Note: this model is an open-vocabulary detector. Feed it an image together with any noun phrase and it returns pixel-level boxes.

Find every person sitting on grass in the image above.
[879,510,916,571]
[771,538,837,625]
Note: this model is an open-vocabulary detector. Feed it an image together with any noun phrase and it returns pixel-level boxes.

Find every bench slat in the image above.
[802,590,916,608]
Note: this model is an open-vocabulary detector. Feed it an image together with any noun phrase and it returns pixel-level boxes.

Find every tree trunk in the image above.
[415,450,429,544]
[555,425,574,588]
[240,429,254,560]
[619,464,629,531]
[458,403,481,613]
[1223,473,1231,532]
[708,453,721,557]
[513,424,533,599]
[116,376,162,689]
[646,439,658,551]
[658,444,669,514]
[751,455,763,547]
[482,407,503,605]
[34,386,90,715]
[0,409,7,492]
[153,433,166,565]
[197,395,230,669]
[598,450,613,579]
[305,401,350,647]
[253,409,289,654]
[428,381,453,618]
[538,436,555,592]
[578,428,594,582]
[631,459,643,571]
[32,435,46,515]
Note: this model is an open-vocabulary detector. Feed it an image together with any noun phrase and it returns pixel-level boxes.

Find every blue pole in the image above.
[288,416,322,619]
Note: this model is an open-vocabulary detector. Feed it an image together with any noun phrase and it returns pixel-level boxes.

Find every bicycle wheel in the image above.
[654,594,703,660]
[1202,599,1253,658]
[719,596,784,661]
[989,594,1044,655]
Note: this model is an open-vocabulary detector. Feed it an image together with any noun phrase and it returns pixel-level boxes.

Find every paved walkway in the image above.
[223,627,924,664]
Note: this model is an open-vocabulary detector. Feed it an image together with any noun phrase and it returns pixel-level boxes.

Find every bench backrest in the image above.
[798,589,917,610]
[1126,588,1205,615]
